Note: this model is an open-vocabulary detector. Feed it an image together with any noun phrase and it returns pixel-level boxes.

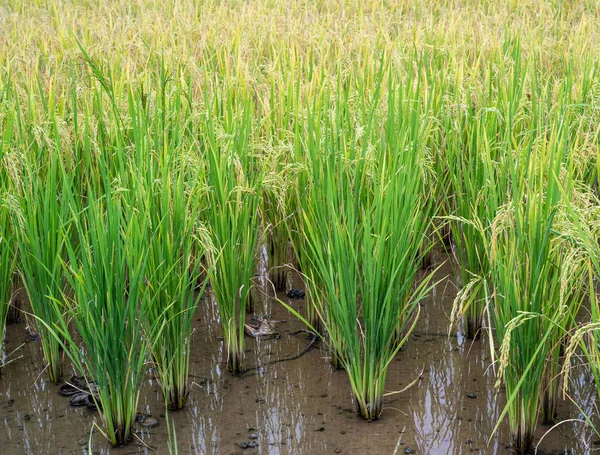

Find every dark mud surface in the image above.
[0,249,597,454]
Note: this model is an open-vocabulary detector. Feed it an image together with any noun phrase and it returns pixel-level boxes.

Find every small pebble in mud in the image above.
[141,417,159,428]
[340,430,346,435]
[404,448,415,454]
[286,289,305,299]
[320,393,328,398]
[240,442,249,449]
[24,415,31,421]
[248,427,256,432]
[334,449,342,454]
[466,439,473,445]
[249,433,259,440]
[466,392,477,399]
[7,399,14,406]
[315,427,325,432]
[247,442,258,448]
[255,398,266,403]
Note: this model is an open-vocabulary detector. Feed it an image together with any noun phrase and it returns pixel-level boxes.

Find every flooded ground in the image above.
[0,250,597,454]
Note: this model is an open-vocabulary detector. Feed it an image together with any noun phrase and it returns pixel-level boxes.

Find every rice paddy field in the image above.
[2,1,600,454]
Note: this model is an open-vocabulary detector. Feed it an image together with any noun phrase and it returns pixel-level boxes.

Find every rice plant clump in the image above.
[203,98,263,374]
[296,76,436,419]
[54,189,153,446]
[0,199,16,363]
[124,80,210,410]
[489,123,588,453]
[14,153,71,384]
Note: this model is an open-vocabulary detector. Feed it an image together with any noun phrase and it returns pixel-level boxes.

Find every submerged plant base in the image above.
[6,298,22,324]
[541,390,557,424]
[228,350,243,374]
[511,428,534,455]
[268,236,288,292]
[269,268,287,292]
[44,345,63,384]
[166,388,188,411]
[464,317,482,340]
[357,396,383,421]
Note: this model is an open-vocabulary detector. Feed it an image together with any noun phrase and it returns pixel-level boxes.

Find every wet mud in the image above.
[0,249,597,454]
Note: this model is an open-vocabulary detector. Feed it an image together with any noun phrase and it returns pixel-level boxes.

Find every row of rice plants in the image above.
[2,46,600,453]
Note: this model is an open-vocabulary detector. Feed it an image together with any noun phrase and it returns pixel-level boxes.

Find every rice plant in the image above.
[293,73,436,419]
[0,200,16,363]
[133,94,209,409]
[445,52,529,339]
[560,122,600,433]
[489,118,587,453]
[261,158,291,292]
[14,153,70,383]
[51,188,152,446]
[202,97,263,374]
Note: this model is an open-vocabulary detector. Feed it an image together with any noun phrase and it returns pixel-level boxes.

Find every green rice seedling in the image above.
[202,97,263,374]
[51,188,152,446]
[489,119,587,453]
[292,73,436,419]
[14,153,70,383]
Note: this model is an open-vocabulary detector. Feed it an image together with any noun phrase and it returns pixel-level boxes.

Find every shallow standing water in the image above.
[0,250,597,454]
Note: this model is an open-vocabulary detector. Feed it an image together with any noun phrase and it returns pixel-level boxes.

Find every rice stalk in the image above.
[0,198,16,366]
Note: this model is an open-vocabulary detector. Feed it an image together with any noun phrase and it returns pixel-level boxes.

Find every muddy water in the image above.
[0,250,597,454]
